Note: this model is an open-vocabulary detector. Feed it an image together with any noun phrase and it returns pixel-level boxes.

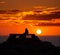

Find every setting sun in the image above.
[36,29,42,34]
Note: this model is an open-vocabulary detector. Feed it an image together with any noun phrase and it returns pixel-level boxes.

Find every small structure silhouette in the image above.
[24,28,28,35]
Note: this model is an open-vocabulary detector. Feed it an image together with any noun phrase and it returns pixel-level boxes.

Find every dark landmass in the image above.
[0,29,60,55]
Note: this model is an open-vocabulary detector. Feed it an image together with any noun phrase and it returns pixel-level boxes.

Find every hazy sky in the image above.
[0,0,60,10]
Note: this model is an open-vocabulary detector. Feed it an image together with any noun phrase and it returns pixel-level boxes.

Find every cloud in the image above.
[0,18,9,20]
[34,6,57,11]
[22,6,60,20]
[34,23,60,26]
[22,10,60,20]
[0,1,6,4]
[0,6,60,21]
[34,6,46,10]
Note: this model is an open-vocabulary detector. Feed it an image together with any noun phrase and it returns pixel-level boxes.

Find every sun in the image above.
[36,29,42,34]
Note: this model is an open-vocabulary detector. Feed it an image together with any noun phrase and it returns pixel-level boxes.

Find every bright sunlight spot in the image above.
[36,29,42,34]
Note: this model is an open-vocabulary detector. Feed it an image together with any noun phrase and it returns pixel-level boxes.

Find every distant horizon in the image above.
[0,34,60,37]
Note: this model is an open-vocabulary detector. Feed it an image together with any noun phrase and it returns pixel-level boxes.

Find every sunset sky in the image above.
[0,0,60,10]
[0,0,60,36]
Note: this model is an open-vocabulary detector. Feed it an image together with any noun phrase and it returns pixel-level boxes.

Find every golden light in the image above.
[36,29,42,34]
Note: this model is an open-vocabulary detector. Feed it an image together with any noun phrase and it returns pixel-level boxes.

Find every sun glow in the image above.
[36,29,42,34]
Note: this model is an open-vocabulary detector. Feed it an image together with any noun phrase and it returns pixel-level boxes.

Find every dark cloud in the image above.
[22,11,60,20]
[34,23,60,26]
[0,10,22,14]
[0,10,7,14]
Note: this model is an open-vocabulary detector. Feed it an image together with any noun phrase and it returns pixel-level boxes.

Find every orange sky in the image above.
[0,21,60,36]
[0,7,60,36]
[0,0,60,10]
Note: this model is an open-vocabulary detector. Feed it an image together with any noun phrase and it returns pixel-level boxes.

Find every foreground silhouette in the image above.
[0,28,60,55]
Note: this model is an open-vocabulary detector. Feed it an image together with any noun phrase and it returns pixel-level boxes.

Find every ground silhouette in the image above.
[0,28,60,55]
